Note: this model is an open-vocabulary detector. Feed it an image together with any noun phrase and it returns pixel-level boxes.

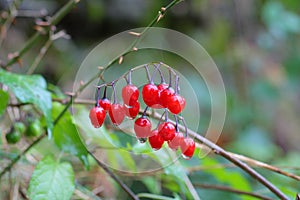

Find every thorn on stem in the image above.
[118,56,123,64]
[157,12,164,22]
[17,59,22,68]
[132,47,138,51]
[128,31,141,37]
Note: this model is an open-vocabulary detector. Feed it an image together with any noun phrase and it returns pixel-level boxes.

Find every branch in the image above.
[228,152,300,181]
[0,134,46,178]
[88,151,139,200]
[150,112,289,200]
[1,0,80,69]
[0,0,182,197]
[194,183,273,200]
[97,0,183,81]
[0,0,24,48]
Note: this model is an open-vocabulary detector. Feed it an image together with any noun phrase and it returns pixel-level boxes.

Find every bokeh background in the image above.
[1,0,300,199]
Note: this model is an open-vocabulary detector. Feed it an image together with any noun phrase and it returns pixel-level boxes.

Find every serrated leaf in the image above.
[0,69,53,137]
[28,156,75,200]
[0,89,9,118]
[52,102,89,169]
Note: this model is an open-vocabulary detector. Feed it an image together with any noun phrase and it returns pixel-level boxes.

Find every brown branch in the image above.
[228,152,300,181]
[194,183,273,200]
[187,154,300,182]
[88,151,139,200]
[151,111,289,200]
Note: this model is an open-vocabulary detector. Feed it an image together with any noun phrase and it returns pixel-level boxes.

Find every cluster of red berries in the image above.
[89,64,196,159]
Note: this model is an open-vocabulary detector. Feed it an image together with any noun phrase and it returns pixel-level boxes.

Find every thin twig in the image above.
[88,151,139,200]
[1,0,80,69]
[151,111,289,200]
[228,152,300,181]
[0,0,24,48]
[0,1,182,196]
[26,38,52,75]
[0,134,46,178]
[97,0,183,83]
[194,183,273,200]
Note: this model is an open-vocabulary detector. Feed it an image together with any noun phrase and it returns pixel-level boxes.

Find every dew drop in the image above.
[138,138,147,143]
[181,154,192,160]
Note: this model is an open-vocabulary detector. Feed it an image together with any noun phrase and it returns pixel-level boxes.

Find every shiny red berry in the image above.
[142,83,159,107]
[180,138,195,159]
[109,104,125,125]
[168,132,184,150]
[99,98,111,111]
[89,106,106,128]
[167,94,186,114]
[134,116,152,139]
[158,122,176,141]
[124,101,140,119]
[160,87,175,108]
[152,83,168,109]
[149,130,164,150]
[122,84,139,106]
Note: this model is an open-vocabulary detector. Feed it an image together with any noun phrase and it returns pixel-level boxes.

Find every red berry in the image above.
[142,83,159,107]
[158,122,176,141]
[134,116,152,139]
[167,94,186,114]
[160,87,175,108]
[157,83,168,91]
[109,104,125,125]
[89,106,106,128]
[168,132,184,150]
[180,138,195,159]
[124,101,140,119]
[122,84,139,106]
[152,83,168,109]
[99,98,111,111]
[149,130,164,150]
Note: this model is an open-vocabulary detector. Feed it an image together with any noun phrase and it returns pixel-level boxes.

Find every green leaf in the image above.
[52,102,89,169]
[0,89,9,118]
[0,69,53,137]
[47,83,66,99]
[202,157,252,200]
[142,176,162,195]
[28,156,75,200]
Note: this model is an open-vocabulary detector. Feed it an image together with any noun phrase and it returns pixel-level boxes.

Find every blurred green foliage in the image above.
[1,0,300,199]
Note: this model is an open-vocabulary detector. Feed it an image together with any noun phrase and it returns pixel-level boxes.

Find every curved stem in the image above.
[111,82,117,104]
[89,152,139,200]
[175,75,180,94]
[144,65,152,83]
[95,87,101,107]
[151,112,289,200]
[168,69,173,88]
[102,85,107,99]
[153,63,165,83]
[128,69,132,84]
